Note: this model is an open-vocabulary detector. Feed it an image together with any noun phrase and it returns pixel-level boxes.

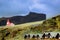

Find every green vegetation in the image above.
[0,15,60,40]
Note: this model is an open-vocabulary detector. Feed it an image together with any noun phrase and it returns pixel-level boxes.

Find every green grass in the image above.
[0,15,60,40]
[0,20,44,40]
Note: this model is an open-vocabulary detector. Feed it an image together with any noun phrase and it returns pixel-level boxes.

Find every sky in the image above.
[0,0,60,18]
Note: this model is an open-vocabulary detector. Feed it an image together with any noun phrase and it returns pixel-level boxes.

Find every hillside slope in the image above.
[0,15,60,40]
[0,21,44,40]
[0,12,46,26]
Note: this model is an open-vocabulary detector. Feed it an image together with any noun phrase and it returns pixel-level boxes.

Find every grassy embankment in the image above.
[0,15,60,40]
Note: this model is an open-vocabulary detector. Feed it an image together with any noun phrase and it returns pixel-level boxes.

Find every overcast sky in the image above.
[0,0,60,18]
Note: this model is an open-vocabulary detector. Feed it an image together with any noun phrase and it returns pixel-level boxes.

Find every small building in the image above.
[6,19,14,26]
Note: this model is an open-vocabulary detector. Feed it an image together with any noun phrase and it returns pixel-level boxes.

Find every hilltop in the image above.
[0,12,46,26]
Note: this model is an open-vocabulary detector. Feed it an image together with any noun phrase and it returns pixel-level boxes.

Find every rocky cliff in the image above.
[0,12,46,26]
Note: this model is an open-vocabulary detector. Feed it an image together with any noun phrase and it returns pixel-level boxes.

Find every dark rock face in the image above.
[0,19,7,26]
[0,12,46,26]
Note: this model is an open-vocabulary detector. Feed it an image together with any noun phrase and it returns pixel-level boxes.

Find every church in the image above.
[6,19,14,26]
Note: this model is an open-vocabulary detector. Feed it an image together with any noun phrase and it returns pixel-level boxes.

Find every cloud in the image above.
[0,0,60,18]
[52,0,60,5]
[28,0,58,18]
[0,0,30,17]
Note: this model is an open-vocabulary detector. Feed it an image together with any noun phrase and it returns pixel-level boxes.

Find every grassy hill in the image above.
[0,21,44,40]
[0,15,60,40]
